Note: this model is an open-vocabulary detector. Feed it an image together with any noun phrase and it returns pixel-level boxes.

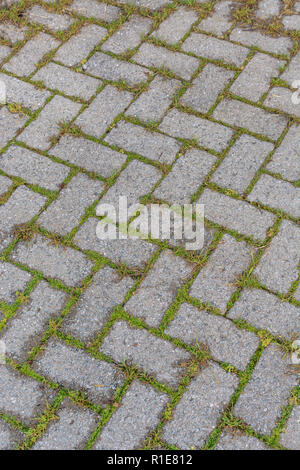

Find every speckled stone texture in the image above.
[0,0,299,450]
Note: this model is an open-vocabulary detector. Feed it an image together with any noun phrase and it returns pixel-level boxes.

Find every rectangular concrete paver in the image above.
[189,235,253,313]
[197,189,276,240]
[159,109,234,152]
[125,250,193,327]
[163,362,238,449]
[234,345,298,435]
[94,381,169,450]
[51,135,127,178]
[0,281,68,362]
[213,98,288,140]
[100,320,191,388]
[3,33,60,77]
[54,25,107,67]
[11,234,94,287]
[133,43,200,80]
[228,288,300,340]
[62,266,134,341]
[38,173,103,236]
[0,2,299,451]
[105,120,181,164]
[253,220,300,293]
[34,338,125,407]
[74,85,133,138]
[19,95,81,151]
[33,399,99,450]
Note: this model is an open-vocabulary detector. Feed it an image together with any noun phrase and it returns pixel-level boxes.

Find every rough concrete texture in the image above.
[0,0,298,450]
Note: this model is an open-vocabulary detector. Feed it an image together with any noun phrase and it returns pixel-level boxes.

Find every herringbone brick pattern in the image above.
[0,0,299,450]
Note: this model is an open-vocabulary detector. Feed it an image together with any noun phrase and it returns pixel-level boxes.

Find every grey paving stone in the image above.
[228,288,300,340]
[100,159,161,209]
[62,266,133,341]
[86,52,149,85]
[74,85,133,138]
[94,381,169,450]
[118,0,171,9]
[253,219,300,293]
[282,14,300,30]
[166,303,259,369]
[105,120,180,164]
[3,33,60,77]
[230,28,293,55]
[159,109,234,153]
[153,149,217,204]
[152,7,199,44]
[0,22,26,44]
[11,233,94,287]
[198,1,234,35]
[32,63,101,100]
[0,145,70,190]
[214,430,269,449]
[197,189,276,240]
[266,124,300,182]
[248,174,300,217]
[54,24,107,67]
[294,282,300,301]
[0,420,25,450]
[0,44,10,62]
[189,235,252,313]
[133,43,200,80]
[26,5,74,32]
[211,135,273,193]
[102,15,152,54]
[182,33,249,66]
[163,362,238,449]
[230,53,284,102]
[70,0,121,22]
[0,106,27,150]
[73,217,158,268]
[0,72,51,110]
[213,98,287,140]
[19,95,81,151]
[180,63,235,114]
[0,186,47,252]
[34,338,124,406]
[33,399,99,450]
[125,250,193,328]
[280,407,300,450]
[234,344,298,435]
[100,320,191,387]
[125,75,181,123]
[0,261,31,304]
[281,51,300,86]
[0,174,12,195]
[264,86,300,118]
[0,281,68,362]
[295,1,300,12]
[0,365,56,425]
[256,0,281,19]
[38,173,103,236]
[51,135,126,178]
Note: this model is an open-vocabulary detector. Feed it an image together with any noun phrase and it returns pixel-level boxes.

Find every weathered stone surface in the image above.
[94,381,169,450]
[280,407,300,450]
[234,345,298,435]
[166,303,259,369]
[189,235,253,312]
[125,250,193,327]
[228,288,300,340]
[100,320,191,387]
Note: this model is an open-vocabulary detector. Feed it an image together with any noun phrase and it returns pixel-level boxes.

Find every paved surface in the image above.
[0,0,299,451]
